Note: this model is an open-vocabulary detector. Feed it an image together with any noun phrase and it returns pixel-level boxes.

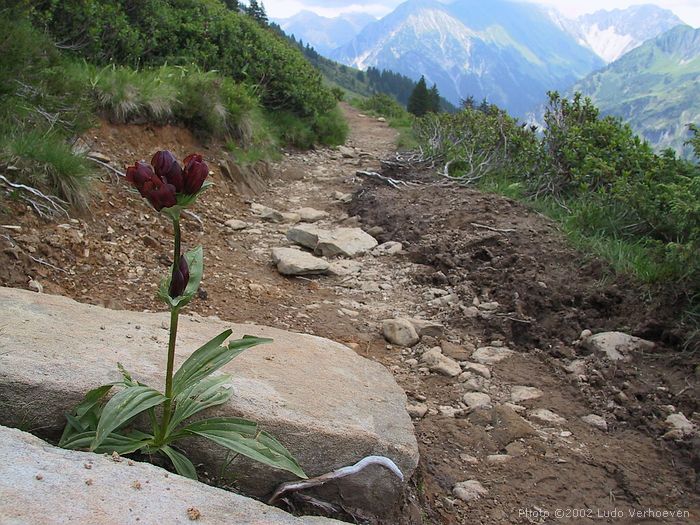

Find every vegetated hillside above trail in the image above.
[330,0,603,116]
[551,4,685,63]
[274,10,375,55]
[573,24,700,158]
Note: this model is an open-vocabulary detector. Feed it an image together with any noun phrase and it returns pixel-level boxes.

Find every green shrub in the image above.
[357,93,406,119]
[313,106,349,147]
[1,130,92,208]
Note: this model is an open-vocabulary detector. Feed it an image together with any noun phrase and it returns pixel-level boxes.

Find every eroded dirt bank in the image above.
[1,103,697,524]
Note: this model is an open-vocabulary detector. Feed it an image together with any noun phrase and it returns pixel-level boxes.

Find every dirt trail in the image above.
[1,103,698,524]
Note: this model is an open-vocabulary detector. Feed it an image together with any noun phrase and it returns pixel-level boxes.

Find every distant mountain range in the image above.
[274,11,375,55]
[552,5,685,63]
[572,24,700,158]
[330,0,605,116]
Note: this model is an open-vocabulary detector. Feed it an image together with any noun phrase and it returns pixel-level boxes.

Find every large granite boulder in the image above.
[0,288,418,517]
[0,425,340,524]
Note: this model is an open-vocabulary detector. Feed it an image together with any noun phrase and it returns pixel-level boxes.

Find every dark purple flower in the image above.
[169,254,189,298]
[141,176,177,211]
[182,153,209,195]
[151,150,184,193]
[125,161,155,197]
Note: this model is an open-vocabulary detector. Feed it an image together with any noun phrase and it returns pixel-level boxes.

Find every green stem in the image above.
[159,216,182,443]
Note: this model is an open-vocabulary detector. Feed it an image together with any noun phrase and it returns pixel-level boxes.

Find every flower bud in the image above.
[125,161,155,197]
[182,153,209,195]
[169,255,189,299]
[151,150,184,192]
[142,177,177,211]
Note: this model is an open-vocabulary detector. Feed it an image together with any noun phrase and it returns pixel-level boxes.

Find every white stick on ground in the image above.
[268,455,404,504]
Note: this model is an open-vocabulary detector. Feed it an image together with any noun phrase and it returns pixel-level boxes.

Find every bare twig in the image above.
[183,210,204,228]
[0,174,69,219]
[269,455,404,504]
[86,156,125,178]
[470,223,516,233]
[356,170,420,189]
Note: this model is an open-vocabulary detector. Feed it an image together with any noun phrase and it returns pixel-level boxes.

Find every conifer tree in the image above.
[223,0,239,11]
[407,76,430,116]
[246,0,268,25]
[428,83,440,113]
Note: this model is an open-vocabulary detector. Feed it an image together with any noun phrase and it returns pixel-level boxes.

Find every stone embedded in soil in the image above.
[250,203,284,223]
[407,403,428,419]
[327,260,362,276]
[463,362,491,379]
[462,392,492,410]
[581,331,655,362]
[510,386,544,403]
[490,405,537,447]
[382,318,420,347]
[408,319,444,338]
[581,414,608,432]
[529,408,567,426]
[224,219,250,231]
[271,247,329,276]
[471,346,514,365]
[564,359,587,375]
[438,406,463,418]
[486,454,512,464]
[663,413,696,440]
[420,347,462,377]
[0,287,418,516]
[332,191,353,203]
[372,241,403,256]
[452,480,488,503]
[441,341,473,361]
[280,212,301,224]
[295,208,329,223]
[337,145,355,158]
[287,223,323,250]
[315,228,378,258]
[0,426,342,525]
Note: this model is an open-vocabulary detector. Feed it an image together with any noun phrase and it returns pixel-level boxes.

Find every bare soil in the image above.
[1,103,698,524]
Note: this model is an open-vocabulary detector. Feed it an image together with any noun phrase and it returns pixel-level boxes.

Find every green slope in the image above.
[573,25,700,158]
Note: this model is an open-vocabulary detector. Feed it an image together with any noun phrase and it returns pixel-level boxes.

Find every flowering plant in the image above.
[59,151,306,481]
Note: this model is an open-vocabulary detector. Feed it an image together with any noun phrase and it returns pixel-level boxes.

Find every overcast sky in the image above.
[263,0,700,26]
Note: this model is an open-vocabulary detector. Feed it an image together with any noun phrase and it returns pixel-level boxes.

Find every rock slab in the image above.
[0,288,418,516]
[0,425,340,525]
[271,248,329,276]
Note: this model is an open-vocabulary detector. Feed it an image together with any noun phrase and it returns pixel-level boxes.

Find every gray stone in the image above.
[510,386,544,403]
[407,403,428,419]
[327,260,362,276]
[332,191,353,203]
[0,426,341,525]
[251,203,284,223]
[581,331,655,362]
[337,146,355,158]
[486,454,512,464]
[271,248,329,276]
[0,288,418,516]
[295,208,329,223]
[463,362,491,379]
[440,341,472,361]
[663,413,696,440]
[280,212,301,224]
[287,224,323,250]
[408,319,444,338]
[471,346,514,365]
[529,408,567,426]
[372,242,403,256]
[420,348,461,378]
[453,480,488,502]
[382,319,420,347]
[315,228,378,258]
[225,219,250,231]
[581,414,608,431]
[462,393,492,410]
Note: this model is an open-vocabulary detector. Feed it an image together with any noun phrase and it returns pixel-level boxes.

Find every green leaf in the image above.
[157,246,204,309]
[167,375,233,435]
[182,417,307,479]
[63,430,153,455]
[172,334,272,398]
[59,384,113,446]
[92,386,167,451]
[160,445,198,480]
[160,182,214,220]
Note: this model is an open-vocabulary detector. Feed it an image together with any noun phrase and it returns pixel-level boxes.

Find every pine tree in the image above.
[246,0,268,25]
[407,76,430,117]
[428,83,440,113]
[223,0,239,11]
